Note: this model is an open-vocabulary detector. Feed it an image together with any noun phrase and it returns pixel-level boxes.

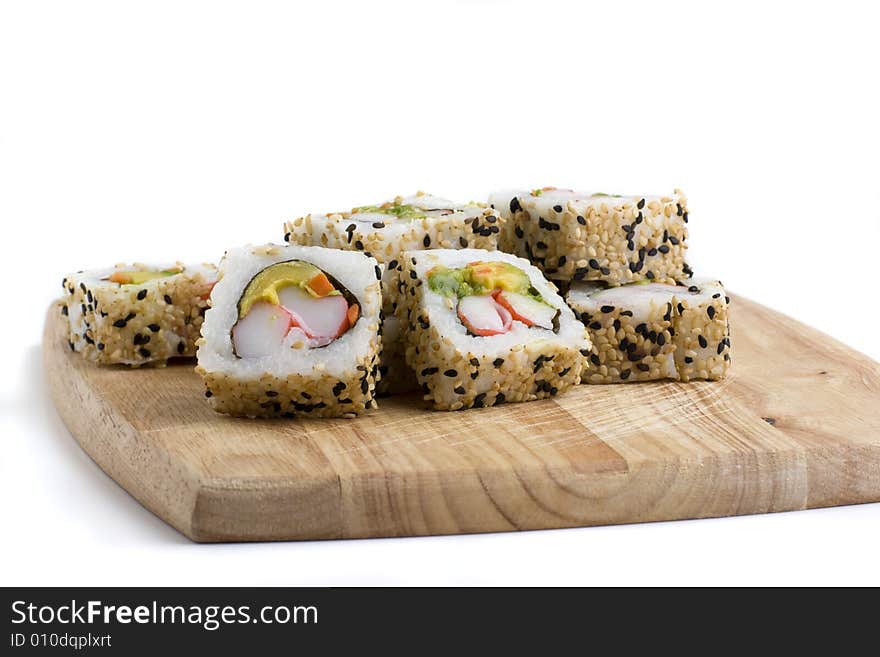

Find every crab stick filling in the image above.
[232,261,358,358]
[428,261,558,337]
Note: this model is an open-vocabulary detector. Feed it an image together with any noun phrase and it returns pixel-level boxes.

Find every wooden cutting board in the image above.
[43,295,880,542]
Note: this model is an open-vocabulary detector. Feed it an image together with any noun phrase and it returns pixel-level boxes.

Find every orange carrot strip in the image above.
[306,272,334,297]
[109,272,132,284]
[346,303,359,328]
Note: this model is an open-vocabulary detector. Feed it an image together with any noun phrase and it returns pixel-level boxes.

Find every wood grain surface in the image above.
[43,295,880,542]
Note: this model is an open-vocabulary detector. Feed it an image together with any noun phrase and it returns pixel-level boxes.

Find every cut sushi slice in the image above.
[196,244,383,418]
[490,187,691,286]
[395,249,591,411]
[283,192,505,314]
[60,262,217,366]
[566,278,730,383]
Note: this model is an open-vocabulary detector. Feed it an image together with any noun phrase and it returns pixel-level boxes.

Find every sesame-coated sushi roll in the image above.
[566,279,731,383]
[395,249,590,411]
[196,244,383,418]
[61,262,216,366]
[490,187,691,285]
[284,192,504,313]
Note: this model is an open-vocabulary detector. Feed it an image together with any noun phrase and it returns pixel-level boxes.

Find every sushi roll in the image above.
[395,248,591,411]
[61,262,216,366]
[490,187,691,285]
[196,244,382,418]
[283,191,504,313]
[566,279,731,383]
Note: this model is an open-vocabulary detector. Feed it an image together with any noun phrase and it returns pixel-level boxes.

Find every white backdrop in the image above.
[1,1,878,585]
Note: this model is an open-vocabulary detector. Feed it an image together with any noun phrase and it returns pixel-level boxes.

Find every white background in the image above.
[2,1,878,586]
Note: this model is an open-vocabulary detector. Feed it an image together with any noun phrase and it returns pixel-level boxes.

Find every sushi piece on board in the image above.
[284,192,504,313]
[196,244,383,418]
[375,314,419,396]
[395,248,591,411]
[61,262,216,366]
[566,279,730,383]
[490,187,691,285]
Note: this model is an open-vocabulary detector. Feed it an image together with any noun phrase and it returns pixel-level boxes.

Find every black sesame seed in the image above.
[589,354,601,366]
[205,390,213,398]
[423,235,431,248]
[284,232,291,242]
[514,226,524,239]
[658,245,670,254]
[669,236,680,245]
[637,198,645,209]
[493,392,506,406]
[553,204,563,213]
[647,248,658,257]
[137,289,147,301]
[454,386,465,395]
[459,236,468,248]
[600,305,615,313]
[698,335,708,348]
[600,267,611,275]
[509,197,521,213]
[637,363,650,372]
[557,255,567,267]
[620,369,631,380]
[470,358,480,367]
[68,341,75,351]
[685,356,693,363]
[657,333,666,346]
[354,240,364,250]
[372,222,385,229]
[559,367,571,377]
[707,306,716,319]
[164,294,172,305]
[473,393,486,408]
[138,347,151,358]
[374,265,382,280]
[576,215,586,226]
[589,321,602,330]
[493,358,504,367]
[97,342,104,351]
[61,305,68,316]
[421,367,439,376]
[579,349,590,357]
[470,372,479,380]
[113,318,127,328]
[443,369,457,378]
[333,381,346,396]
